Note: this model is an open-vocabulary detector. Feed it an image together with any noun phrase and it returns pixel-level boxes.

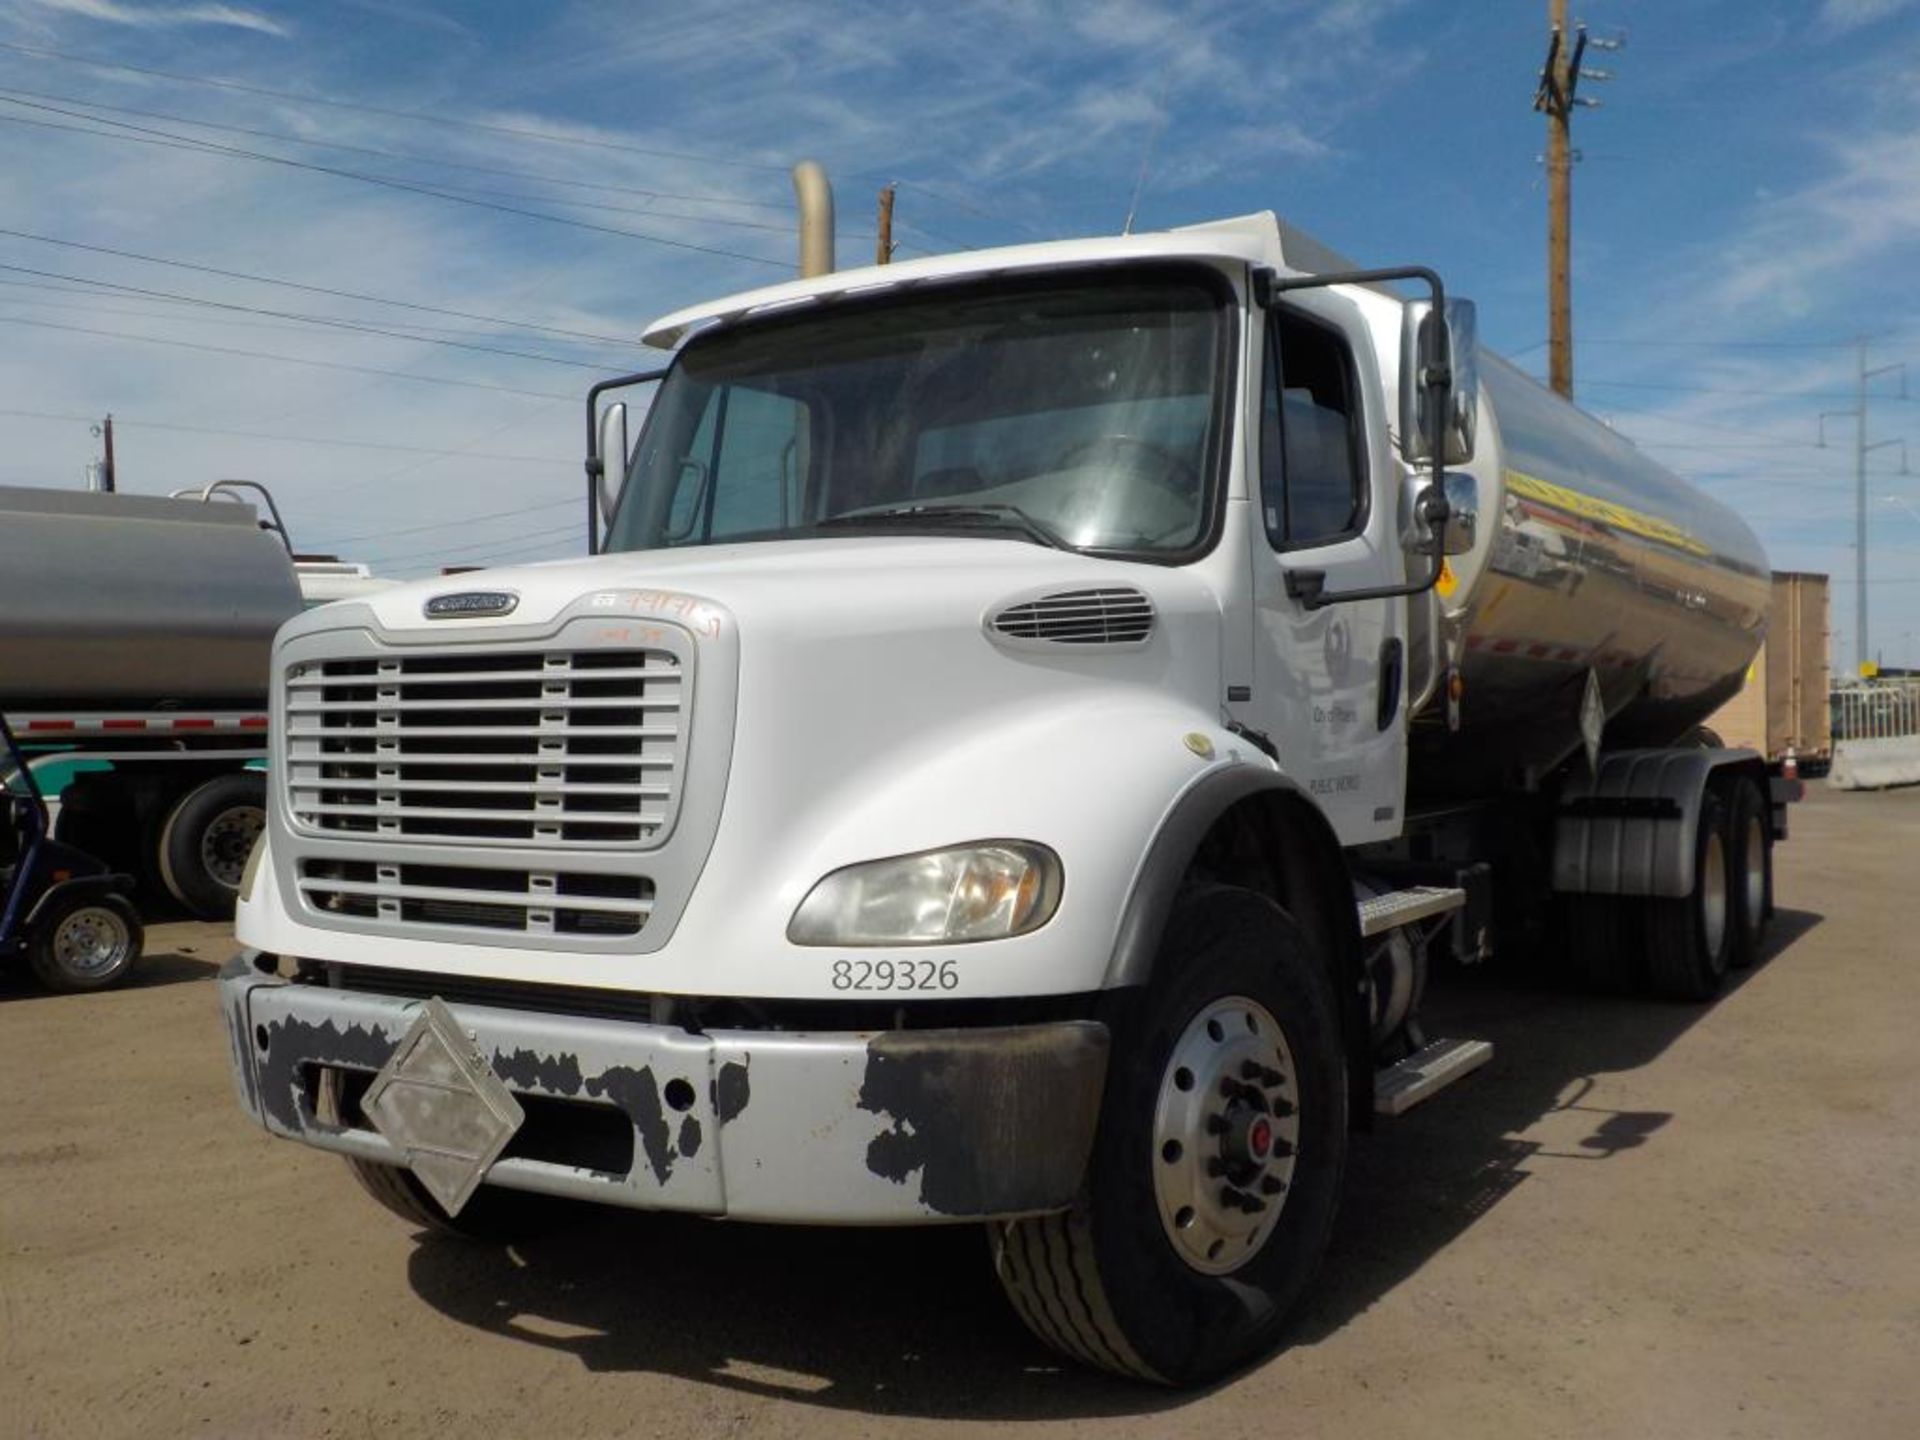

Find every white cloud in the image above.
[12,0,289,37]
[1819,0,1917,33]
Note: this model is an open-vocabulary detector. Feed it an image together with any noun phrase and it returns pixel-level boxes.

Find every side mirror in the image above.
[594,401,629,527]
[1398,298,1478,466]
[1441,471,1478,556]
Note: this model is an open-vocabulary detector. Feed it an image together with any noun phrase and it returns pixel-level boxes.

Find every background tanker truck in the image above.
[0,480,383,922]
[219,213,1788,1386]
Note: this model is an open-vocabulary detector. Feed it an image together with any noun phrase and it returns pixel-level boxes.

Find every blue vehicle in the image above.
[2,710,144,992]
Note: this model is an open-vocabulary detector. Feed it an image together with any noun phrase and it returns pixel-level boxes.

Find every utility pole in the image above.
[1533,7,1619,401]
[1820,339,1908,675]
[876,184,896,266]
[89,413,117,492]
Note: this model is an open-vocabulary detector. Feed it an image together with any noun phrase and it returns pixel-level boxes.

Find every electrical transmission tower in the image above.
[1533,4,1621,401]
[1820,341,1909,674]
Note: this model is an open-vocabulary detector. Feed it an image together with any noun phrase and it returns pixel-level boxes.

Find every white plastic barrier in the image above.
[1830,736,1920,790]
[1830,679,1920,789]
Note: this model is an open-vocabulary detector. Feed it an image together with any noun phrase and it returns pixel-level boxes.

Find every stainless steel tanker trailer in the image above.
[218,212,1797,1386]
[1,482,305,919]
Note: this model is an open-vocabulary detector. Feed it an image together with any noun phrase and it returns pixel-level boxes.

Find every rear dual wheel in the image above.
[157,773,266,920]
[1646,776,1770,1000]
[993,885,1347,1386]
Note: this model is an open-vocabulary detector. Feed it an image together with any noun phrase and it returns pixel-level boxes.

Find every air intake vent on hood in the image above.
[988,587,1155,647]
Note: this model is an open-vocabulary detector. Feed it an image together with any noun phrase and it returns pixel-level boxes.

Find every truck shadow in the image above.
[402,907,1822,1419]
[0,949,217,1002]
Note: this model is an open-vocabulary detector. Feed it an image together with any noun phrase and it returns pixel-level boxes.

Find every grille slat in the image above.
[284,645,686,851]
[299,859,654,938]
[989,587,1155,646]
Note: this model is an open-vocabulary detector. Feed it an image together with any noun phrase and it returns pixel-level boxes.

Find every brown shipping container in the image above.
[1706,571,1831,763]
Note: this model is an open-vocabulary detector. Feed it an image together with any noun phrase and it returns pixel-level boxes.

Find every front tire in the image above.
[28,891,143,993]
[993,885,1348,1385]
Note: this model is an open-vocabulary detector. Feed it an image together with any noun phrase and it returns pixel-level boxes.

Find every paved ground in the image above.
[3,783,1916,1439]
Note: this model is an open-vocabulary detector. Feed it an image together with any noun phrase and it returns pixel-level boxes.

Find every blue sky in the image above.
[1,0,1916,666]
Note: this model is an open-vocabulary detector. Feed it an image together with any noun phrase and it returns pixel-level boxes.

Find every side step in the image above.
[1357,884,1465,937]
[1375,1037,1494,1117]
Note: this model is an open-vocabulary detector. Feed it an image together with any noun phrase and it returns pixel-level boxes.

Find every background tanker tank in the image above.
[0,484,303,709]
[1408,349,1772,794]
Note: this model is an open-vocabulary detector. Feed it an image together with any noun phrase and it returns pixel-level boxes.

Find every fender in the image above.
[1554,747,1768,899]
[1104,762,1372,1122]
[24,871,134,929]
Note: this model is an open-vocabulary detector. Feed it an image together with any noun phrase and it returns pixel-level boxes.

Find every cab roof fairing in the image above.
[636,212,1335,351]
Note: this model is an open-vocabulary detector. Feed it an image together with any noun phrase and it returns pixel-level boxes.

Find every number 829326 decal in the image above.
[830,958,959,992]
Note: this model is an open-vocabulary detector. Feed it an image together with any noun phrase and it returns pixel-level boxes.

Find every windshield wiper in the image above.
[816,503,1071,551]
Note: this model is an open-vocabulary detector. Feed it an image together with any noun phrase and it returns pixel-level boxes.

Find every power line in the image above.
[0,259,610,369]
[0,38,796,173]
[0,314,573,399]
[0,39,1036,250]
[0,226,638,346]
[0,98,789,269]
[315,497,578,548]
[0,405,561,464]
[1583,377,1911,402]
[370,520,583,565]
[0,81,795,212]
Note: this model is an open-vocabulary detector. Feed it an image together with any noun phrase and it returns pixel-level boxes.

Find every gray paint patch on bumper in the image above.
[858,1023,1110,1216]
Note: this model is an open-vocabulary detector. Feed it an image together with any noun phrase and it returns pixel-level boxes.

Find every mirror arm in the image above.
[585,365,670,554]
[1258,265,1453,611]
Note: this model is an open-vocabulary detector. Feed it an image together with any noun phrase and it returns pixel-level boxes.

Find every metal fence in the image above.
[1831,679,1920,742]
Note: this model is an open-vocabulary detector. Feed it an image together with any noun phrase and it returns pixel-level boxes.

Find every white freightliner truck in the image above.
[220,214,1784,1385]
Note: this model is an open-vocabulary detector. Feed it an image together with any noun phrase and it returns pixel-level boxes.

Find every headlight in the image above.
[788,841,1061,946]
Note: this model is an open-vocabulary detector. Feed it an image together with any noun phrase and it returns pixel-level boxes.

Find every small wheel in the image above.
[992,884,1347,1385]
[157,773,266,920]
[28,890,144,993]
[1726,778,1771,970]
[318,1069,578,1243]
[1646,789,1734,1001]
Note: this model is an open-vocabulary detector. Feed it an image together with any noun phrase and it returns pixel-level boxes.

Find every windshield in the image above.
[604,269,1229,559]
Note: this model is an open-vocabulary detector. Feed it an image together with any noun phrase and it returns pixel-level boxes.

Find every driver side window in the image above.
[1260,308,1366,550]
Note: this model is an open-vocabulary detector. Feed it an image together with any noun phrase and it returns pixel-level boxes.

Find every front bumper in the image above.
[220,952,1109,1224]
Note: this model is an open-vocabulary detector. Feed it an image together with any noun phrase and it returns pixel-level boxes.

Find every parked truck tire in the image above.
[1726,777,1772,970]
[1645,789,1735,1002]
[992,884,1347,1386]
[28,890,143,993]
[157,772,266,920]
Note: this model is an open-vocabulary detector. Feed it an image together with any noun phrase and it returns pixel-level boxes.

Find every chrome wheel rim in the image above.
[1152,995,1300,1276]
[1701,829,1729,960]
[201,806,265,890]
[53,906,130,979]
[1742,815,1766,924]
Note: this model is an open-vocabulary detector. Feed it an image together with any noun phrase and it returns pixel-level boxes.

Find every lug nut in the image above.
[1205,1158,1229,1178]
[1260,1175,1287,1196]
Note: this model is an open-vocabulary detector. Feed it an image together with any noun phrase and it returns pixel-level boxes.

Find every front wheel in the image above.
[992,885,1348,1385]
[28,890,144,992]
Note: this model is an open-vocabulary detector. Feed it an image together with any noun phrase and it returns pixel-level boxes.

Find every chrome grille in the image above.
[283,647,685,849]
[299,858,653,938]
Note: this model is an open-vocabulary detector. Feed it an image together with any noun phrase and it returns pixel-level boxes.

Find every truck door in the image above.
[1242,293,1408,845]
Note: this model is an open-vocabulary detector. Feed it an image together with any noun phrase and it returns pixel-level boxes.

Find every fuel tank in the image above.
[0,485,303,708]
[1412,353,1772,792]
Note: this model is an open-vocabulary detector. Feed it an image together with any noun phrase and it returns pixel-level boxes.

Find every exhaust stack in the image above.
[791,161,835,278]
